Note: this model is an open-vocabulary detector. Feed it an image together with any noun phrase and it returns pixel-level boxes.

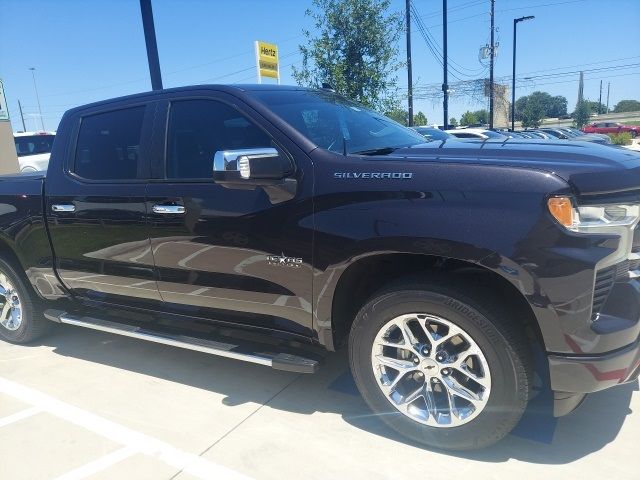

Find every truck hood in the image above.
[392,139,640,197]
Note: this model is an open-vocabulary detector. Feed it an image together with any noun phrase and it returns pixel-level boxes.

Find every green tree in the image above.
[449,117,458,127]
[385,108,408,125]
[413,111,428,126]
[472,109,489,124]
[573,100,591,128]
[521,100,545,128]
[583,99,608,115]
[460,111,477,126]
[548,95,568,118]
[613,100,640,113]
[515,91,567,120]
[293,0,404,111]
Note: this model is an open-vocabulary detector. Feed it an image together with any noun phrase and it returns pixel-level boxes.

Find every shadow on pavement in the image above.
[37,324,637,465]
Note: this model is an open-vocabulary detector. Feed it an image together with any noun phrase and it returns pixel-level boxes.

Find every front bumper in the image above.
[547,274,640,416]
[549,333,640,394]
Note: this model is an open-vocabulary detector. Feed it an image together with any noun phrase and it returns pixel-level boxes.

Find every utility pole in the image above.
[598,80,603,114]
[17,100,27,132]
[28,68,45,131]
[511,15,534,131]
[140,0,163,90]
[488,0,495,129]
[406,0,413,126]
[442,0,449,129]
[606,82,610,113]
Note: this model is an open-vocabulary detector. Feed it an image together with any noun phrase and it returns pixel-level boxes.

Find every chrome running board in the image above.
[44,310,319,374]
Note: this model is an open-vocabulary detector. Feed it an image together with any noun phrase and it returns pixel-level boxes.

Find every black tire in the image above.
[631,131,637,138]
[348,278,532,450]
[0,257,50,344]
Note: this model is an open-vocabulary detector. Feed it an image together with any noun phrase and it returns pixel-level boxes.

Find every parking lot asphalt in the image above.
[1,324,638,480]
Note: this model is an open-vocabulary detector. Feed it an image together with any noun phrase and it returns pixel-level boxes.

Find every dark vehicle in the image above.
[411,126,455,141]
[1,85,639,451]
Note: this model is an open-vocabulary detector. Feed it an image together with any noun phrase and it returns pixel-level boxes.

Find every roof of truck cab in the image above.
[61,84,314,115]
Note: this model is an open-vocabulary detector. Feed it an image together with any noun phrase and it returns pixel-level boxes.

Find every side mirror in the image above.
[213,148,288,180]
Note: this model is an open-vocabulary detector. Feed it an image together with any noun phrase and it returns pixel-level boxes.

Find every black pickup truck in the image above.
[1,85,639,450]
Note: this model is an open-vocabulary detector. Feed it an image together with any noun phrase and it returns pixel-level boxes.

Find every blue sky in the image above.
[1,0,638,131]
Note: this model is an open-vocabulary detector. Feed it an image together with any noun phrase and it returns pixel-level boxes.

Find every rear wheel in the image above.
[630,131,637,138]
[348,279,532,450]
[0,258,49,344]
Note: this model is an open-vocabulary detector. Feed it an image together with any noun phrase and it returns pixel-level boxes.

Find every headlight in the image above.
[548,196,640,232]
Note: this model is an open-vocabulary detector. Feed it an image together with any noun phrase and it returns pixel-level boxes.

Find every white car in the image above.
[14,131,56,173]
[445,128,508,140]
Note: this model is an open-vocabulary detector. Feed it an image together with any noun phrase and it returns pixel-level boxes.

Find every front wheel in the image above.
[348,279,532,450]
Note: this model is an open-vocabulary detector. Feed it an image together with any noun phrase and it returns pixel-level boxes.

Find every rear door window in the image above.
[74,107,146,181]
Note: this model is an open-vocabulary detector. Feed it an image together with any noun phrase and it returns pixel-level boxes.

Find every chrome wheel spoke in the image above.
[374,354,416,373]
[442,375,482,404]
[451,353,490,387]
[441,383,464,426]
[423,381,438,420]
[379,368,412,394]
[399,385,423,405]
[389,317,423,356]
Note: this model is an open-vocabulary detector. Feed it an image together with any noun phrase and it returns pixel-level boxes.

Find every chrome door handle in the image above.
[152,204,185,214]
[51,204,76,213]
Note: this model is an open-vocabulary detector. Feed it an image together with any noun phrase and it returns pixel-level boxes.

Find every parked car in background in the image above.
[14,131,56,172]
[538,127,610,145]
[528,130,558,140]
[558,127,611,144]
[445,128,508,140]
[583,122,640,137]
[494,129,524,138]
[516,131,541,139]
[411,126,456,141]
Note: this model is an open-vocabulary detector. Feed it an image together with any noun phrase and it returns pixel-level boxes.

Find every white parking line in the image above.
[0,406,42,428]
[52,447,136,480]
[0,377,252,480]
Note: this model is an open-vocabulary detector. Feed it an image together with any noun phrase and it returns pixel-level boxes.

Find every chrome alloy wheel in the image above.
[0,272,23,331]
[371,314,491,427]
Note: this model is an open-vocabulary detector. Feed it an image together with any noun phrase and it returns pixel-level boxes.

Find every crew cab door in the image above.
[145,94,314,335]
[46,102,162,306]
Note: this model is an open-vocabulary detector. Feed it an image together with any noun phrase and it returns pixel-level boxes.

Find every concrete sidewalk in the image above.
[1,324,638,480]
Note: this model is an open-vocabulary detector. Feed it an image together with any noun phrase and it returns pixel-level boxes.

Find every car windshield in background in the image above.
[252,89,425,155]
[14,135,55,157]
[482,130,508,139]
[413,127,452,141]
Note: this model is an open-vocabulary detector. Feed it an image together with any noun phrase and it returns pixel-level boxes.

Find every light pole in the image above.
[511,15,534,131]
[28,67,45,131]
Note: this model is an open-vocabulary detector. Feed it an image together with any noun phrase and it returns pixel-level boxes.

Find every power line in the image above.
[426,0,586,28]
[411,1,485,78]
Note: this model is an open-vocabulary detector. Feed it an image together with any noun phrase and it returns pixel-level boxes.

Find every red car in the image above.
[583,121,639,137]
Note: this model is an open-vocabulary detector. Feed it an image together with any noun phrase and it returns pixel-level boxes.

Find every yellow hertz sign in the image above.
[256,41,279,79]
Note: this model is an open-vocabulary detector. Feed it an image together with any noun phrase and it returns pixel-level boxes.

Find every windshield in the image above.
[252,89,425,155]
[14,135,55,157]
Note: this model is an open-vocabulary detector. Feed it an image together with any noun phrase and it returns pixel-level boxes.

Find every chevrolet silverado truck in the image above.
[1,85,639,450]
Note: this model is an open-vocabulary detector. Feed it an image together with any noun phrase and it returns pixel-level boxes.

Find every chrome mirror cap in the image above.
[213,148,279,178]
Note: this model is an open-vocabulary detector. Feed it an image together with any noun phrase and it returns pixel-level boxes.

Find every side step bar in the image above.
[44,310,319,374]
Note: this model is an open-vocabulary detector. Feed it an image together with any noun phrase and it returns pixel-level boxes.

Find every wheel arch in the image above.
[321,252,548,356]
